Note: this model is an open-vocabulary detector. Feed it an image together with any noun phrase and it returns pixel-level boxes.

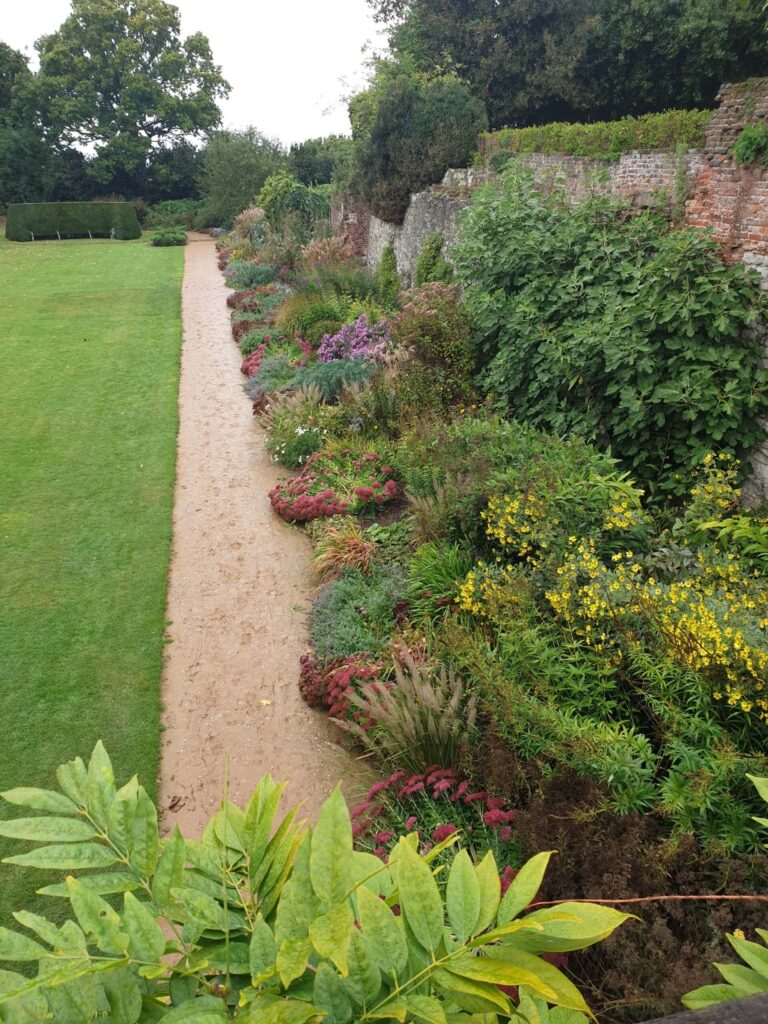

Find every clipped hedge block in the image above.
[6,202,142,242]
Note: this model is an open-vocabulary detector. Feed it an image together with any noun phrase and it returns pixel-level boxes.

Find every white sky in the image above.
[2,0,387,145]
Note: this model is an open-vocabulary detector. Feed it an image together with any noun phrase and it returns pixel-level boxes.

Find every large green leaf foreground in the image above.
[0,743,628,1022]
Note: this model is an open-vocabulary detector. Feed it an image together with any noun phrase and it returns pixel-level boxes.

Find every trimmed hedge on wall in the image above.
[6,202,142,242]
[478,109,712,165]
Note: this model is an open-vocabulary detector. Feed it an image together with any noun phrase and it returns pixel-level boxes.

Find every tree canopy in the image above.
[349,70,487,223]
[367,0,768,128]
[196,128,287,225]
[33,0,229,180]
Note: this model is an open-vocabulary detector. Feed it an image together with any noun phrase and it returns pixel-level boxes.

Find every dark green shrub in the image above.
[145,198,203,228]
[413,232,453,286]
[257,169,331,237]
[376,242,400,304]
[479,109,712,164]
[149,227,187,246]
[350,73,487,224]
[6,201,141,241]
[310,564,405,660]
[454,169,768,499]
[731,121,768,166]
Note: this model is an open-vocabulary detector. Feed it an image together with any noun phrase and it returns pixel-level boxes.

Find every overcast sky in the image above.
[2,0,387,145]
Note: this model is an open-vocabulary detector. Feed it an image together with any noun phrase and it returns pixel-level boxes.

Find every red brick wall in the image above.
[685,79,768,264]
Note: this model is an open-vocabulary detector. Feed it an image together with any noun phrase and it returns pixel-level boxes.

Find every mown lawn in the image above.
[0,235,184,920]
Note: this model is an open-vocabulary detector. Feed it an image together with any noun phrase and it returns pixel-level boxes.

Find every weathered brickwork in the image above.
[685,80,768,262]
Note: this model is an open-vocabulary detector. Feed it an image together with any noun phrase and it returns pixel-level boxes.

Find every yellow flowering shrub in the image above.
[545,543,768,725]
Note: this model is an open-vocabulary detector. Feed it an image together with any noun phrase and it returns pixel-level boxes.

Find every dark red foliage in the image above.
[232,319,257,344]
[298,653,383,720]
[241,343,268,376]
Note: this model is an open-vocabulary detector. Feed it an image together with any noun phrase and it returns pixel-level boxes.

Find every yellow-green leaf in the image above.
[432,967,510,1014]
[0,817,98,843]
[276,937,312,987]
[445,954,557,1001]
[405,994,447,1024]
[67,876,128,956]
[446,849,480,945]
[473,850,500,935]
[310,786,352,905]
[497,851,552,924]
[128,787,158,878]
[123,892,164,963]
[55,756,88,807]
[395,839,443,953]
[0,927,47,961]
[519,903,632,952]
[1,788,79,816]
[4,843,118,870]
[310,903,354,976]
[152,826,185,907]
[86,741,116,826]
[488,947,591,1013]
[250,914,278,983]
[344,928,381,1008]
[313,961,353,1024]
[357,884,407,979]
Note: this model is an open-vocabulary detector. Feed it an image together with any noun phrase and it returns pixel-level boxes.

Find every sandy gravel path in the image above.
[159,235,364,835]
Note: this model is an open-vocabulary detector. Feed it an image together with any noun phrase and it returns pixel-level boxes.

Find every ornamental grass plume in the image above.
[338,652,476,774]
[312,520,377,581]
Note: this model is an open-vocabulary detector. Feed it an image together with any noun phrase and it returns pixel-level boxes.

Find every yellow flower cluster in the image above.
[482,492,554,562]
[456,562,531,623]
[546,542,768,722]
[603,498,643,532]
[688,452,741,517]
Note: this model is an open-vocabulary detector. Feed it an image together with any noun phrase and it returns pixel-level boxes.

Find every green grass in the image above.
[0,235,184,920]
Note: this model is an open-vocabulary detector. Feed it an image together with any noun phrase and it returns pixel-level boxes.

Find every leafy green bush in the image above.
[479,108,712,165]
[264,388,346,468]
[376,242,400,304]
[731,121,768,166]
[413,233,454,286]
[407,541,474,621]
[257,169,331,238]
[149,227,187,246]
[310,565,405,660]
[392,283,475,411]
[350,72,487,223]
[6,200,141,241]
[455,169,768,498]
[0,742,627,1021]
[145,198,203,228]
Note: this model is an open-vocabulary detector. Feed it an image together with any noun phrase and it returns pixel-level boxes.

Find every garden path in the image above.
[158,234,366,835]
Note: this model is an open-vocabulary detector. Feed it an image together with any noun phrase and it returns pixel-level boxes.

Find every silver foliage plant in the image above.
[0,742,629,1022]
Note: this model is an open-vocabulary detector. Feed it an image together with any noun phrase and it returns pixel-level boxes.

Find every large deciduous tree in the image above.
[34,0,229,181]
[368,0,768,128]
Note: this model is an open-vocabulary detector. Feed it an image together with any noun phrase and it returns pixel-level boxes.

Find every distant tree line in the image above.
[0,0,353,214]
